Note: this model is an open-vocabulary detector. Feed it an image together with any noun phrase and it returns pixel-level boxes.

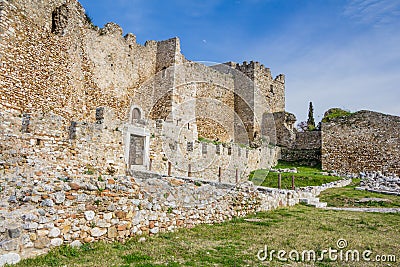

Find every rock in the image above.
[77,194,88,202]
[48,227,61,238]
[84,237,94,243]
[84,210,95,221]
[41,199,54,207]
[170,179,184,186]
[96,220,111,228]
[107,204,116,211]
[117,224,127,231]
[70,240,82,248]
[21,234,32,245]
[149,214,158,221]
[96,182,106,191]
[0,240,18,251]
[23,222,39,230]
[24,242,34,248]
[107,226,118,238]
[103,213,113,220]
[37,209,46,216]
[149,227,159,234]
[61,225,71,234]
[183,196,192,204]
[115,211,126,219]
[86,183,97,191]
[54,192,65,204]
[34,237,50,249]
[8,195,17,203]
[50,238,63,247]
[356,197,390,203]
[29,233,37,241]
[0,253,21,266]
[138,237,146,243]
[69,183,81,190]
[149,221,155,229]
[7,228,21,239]
[90,227,107,237]
[37,230,50,237]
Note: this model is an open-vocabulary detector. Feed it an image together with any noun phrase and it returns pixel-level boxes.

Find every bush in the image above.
[322,108,353,122]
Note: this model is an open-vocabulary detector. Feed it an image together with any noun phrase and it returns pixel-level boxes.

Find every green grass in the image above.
[15,205,400,267]
[319,179,400,208]
[250,161,341,189]
[197,137,223,145]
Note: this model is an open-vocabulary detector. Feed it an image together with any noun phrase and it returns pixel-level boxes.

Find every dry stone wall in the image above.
[322,111,400,175]
[0,167,350,265]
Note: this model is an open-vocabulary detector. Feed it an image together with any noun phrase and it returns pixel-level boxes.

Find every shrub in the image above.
[322,108,353,122]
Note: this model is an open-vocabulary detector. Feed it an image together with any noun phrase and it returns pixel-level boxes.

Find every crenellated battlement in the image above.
[226,60,273,81]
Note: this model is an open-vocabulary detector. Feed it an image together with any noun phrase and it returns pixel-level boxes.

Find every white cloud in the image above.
[343,0,400,27]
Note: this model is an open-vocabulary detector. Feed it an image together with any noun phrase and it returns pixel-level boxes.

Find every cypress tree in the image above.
[307,102,315,130]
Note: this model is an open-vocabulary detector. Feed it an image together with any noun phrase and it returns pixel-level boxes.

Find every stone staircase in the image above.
[299,197,327,208]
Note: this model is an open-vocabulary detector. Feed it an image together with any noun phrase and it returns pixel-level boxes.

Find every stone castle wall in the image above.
[0,0,181,123]
[0,107,127,182]
[322,111,400,175]
[0,102,278,196]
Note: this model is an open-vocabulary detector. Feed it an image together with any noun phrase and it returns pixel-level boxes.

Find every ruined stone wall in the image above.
[282,131,321,165]
[280,148,321,165]
[272,111,296,147]
[272,111,321,165]
[294,131,321,150]
[217,61,285,144]
[321,111,400,175]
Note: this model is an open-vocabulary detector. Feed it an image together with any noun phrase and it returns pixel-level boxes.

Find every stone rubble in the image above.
[357,171,400,195]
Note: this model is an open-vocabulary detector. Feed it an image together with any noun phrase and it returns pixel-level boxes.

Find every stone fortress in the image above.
[0,0,399,264]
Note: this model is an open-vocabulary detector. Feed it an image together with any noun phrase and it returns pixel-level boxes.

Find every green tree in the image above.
[307,102,316,131]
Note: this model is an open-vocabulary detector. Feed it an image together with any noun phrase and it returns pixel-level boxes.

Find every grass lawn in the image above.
[15,205,400,267]
[250,161,342,189]
[319,179,400,208]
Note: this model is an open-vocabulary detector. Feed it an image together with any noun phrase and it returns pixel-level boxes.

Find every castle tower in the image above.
[223,61,285,144]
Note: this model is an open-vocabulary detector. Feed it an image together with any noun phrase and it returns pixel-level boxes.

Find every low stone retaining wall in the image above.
[0,171,350,265]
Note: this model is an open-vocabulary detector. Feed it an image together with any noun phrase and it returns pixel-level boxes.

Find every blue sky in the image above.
[79,0,400,123]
